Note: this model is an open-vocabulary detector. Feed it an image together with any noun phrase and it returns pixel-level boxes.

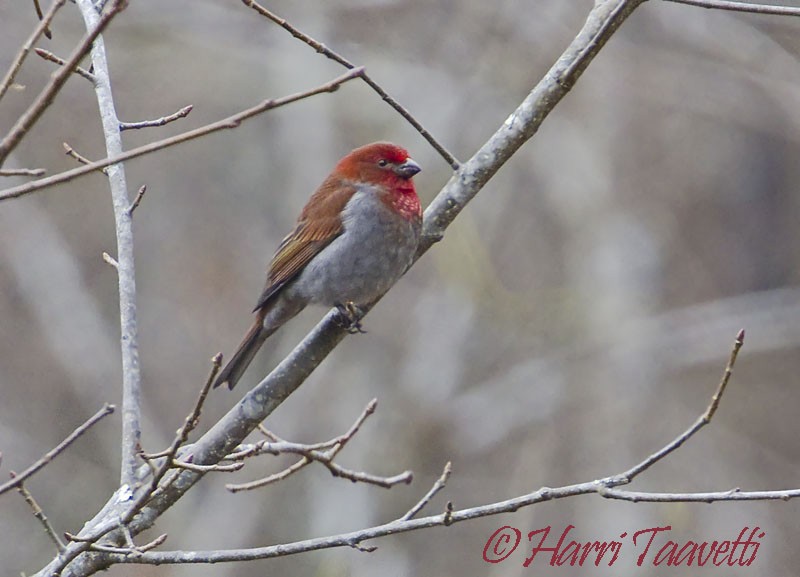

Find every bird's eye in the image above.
[377,159,388,167]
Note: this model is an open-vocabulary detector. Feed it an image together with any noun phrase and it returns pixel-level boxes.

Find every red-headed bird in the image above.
[214,142,422,390]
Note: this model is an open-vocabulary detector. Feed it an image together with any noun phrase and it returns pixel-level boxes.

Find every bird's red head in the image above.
[335,142,421,187]
[334,141,422,220]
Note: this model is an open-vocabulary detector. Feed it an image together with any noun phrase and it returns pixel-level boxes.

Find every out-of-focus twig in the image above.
[0,0,66,100]
[14,478,66,552]
[241,0,460,170]
[0,67,365,202]
[35,48,96,82]
[0,404,115,497]
[0,0,127,165]
[32,0,54,39]
[0,167,45,177]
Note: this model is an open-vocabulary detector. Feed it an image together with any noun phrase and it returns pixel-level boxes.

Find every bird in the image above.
[213,141,423,390]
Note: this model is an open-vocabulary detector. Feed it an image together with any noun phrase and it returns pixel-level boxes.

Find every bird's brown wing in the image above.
[253,180,356,312]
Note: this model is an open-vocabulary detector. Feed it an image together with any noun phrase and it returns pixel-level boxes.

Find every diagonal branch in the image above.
[0,0,66,101]
[0,67,365,202]
[241,0,460,169]
[0,0,127,166]
[0,404,114,497]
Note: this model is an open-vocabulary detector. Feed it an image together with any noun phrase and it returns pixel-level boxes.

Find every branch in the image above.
[0,0,66,101]
[611,328,745,484]
[119,104,193,130]
[664,0,800,16]
[0,0,127,166]
[14,479,66,552]
[75,0,141,489]
[35,48,96,82]
[401,461,452,521]
[0,66,365,202]
[0,167,45,177]
[0,404,114,496]
[226,399,412,491]
[241,0,460,169]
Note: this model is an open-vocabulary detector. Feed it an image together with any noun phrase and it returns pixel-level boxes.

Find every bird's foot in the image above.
[334,302,367,334]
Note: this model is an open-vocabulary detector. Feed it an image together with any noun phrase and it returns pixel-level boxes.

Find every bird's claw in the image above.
[334,302,367,334]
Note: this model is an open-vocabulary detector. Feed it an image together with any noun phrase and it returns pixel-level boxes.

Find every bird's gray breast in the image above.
[291,187,420,306]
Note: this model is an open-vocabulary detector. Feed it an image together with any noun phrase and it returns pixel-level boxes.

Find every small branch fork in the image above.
[240,0,460,170]
[225,399,413,492]
[50,357,223,559]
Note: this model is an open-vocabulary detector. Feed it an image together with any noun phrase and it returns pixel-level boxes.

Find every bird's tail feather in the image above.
[213,317,273,390]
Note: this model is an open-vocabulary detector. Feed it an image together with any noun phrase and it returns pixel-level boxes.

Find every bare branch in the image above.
[0,0,127,165]
[127,184,146,215]
[0,67,365,202]
[240,0,460,169]
[0,0,66,100]
[599,486,800,502]
[35,48,96,82]
[226,399,410,491]
[0,167,45,177]
[612,329,745,484]
[14,479,66,552]
[664,0,800,16]
[75,0,141,489]
[0,404,114,496]
[32,0,53,39]
[401,462,452,521]
[171,460,243,473]
[119,105,193,131]
[102,252,119,268]
[63,142,106,173]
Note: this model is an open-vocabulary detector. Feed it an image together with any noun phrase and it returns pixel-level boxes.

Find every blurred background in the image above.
[2,0,800,575]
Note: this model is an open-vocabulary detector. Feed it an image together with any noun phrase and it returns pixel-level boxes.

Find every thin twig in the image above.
[0,0,66,101]
[0,167,45,177]
[0,0,127,165]
[664,0,800,16]
[127,184,146,215]
[35,48,96,82]
[63,141,107,174]
[240,0,459,169]
[102,252,119,268]
[227,458,310,492]
[32,0,53,39]
[171,460,243,473]
[0,404,114,496]
[14,478,66,551]
[139,354,222,486]
[0,67,365,202]
[119,105,193,131]
[226,399,410,491]
[611,329,745,484]
[401,461,452,521]
[87,533,167,554]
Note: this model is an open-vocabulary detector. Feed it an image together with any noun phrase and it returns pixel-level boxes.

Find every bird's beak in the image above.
[394,158,422,179]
